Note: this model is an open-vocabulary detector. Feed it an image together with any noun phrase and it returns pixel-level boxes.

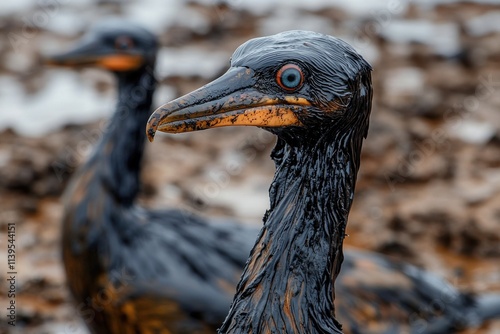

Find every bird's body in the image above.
[148,30,500,334]
[52,21,255,334]
[337,249,493,334]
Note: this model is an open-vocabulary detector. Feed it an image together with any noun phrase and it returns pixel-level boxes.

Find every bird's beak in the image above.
[44,36,143,71]
[146,67,310,141]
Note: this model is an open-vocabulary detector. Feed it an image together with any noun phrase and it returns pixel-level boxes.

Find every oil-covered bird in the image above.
[47,22,500,334]
[147,30,500,334]
[46,20,258,334]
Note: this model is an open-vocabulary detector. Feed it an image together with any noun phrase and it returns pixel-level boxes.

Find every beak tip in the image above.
[146,127,156,142]
[146,115,159,142]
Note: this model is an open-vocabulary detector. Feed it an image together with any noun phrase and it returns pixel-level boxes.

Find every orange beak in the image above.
[44,37,143,71]
[146,67,310,141]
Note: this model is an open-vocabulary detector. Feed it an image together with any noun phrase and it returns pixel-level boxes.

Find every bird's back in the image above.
[336,249,499,334]
[63,190,257,333]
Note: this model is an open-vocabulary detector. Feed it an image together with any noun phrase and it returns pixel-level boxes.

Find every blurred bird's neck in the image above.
[61,66,156,299]
[219,129,364,334]
[90,66,156,206]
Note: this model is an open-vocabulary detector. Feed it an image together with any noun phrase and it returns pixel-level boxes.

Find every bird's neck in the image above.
[219,129,364,334]
[61,67,156,300]
[85,68,156,205]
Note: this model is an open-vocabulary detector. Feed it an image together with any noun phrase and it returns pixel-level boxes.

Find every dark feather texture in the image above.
[147,30,500,334]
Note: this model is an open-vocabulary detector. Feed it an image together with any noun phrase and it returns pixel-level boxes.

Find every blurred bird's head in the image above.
[45,19,158,73]
[146,30,372,143]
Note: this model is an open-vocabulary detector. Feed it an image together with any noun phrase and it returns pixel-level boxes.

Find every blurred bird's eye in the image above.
[115,36,134,50]
[276,64,303,91]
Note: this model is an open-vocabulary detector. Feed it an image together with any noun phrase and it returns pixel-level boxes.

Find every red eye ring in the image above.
[115,36,134,50]
[276,64,304,91]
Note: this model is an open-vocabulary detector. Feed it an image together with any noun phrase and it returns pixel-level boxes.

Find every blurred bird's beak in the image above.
[44,36,143,71]
[146,67,310,141]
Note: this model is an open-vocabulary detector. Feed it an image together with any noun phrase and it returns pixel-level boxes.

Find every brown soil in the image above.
[0,1,499,333]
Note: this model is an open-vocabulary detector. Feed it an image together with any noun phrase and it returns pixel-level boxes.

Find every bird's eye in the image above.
[115,36,134,50]
[276,64,303,91]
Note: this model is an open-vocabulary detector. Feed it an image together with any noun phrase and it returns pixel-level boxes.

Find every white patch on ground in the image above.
[417,0,500,6]
[172,6,211,34]
[466,11,500,37]
[0,0,36,16]
[385,67,425,96]
[0,0,95,17]
[201,173,270,219]
[259,9,333,36]
[122,0,184,34]
[380,20,460,57]
[156,47,230,79]
[193,0,408,17]
[0,71,114,137]
[343,35,381,64]
[447,120,496,145]
[153,84,176,110]
[29,321,88,334]
[41,9,87,37]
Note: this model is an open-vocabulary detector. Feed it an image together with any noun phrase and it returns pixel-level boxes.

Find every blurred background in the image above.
[0,0,499,333]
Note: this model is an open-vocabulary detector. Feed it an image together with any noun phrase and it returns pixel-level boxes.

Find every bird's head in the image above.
[45,19,158,73]
[146,30,372,143]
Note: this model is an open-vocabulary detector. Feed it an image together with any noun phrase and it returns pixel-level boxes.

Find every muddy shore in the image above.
[0,1,499,333]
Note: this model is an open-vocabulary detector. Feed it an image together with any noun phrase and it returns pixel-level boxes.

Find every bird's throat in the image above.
[219,131,363,334]
[90,68,156,205]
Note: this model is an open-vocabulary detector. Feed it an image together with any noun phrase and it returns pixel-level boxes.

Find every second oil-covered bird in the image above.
[48,20,256,334]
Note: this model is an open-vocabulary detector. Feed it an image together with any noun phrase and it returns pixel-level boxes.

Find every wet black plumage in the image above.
[147,30,500,334]
[50,21,256,334]
[336,249,500,334]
